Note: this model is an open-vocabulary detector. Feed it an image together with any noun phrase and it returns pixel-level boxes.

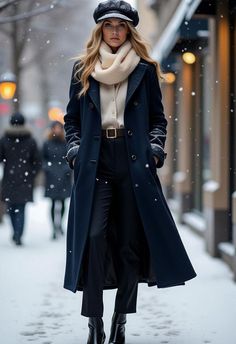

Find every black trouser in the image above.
[81,136,143,317]
[7,203,26,241]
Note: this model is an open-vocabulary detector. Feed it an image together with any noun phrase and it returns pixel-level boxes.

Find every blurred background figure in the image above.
[42,121,72,240]
[0,112,41,246]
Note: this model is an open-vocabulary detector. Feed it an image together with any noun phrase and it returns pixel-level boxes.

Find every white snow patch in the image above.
[0,188,236,343]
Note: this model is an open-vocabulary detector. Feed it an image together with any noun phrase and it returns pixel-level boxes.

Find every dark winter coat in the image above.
[42,137,72,200]
[0,126,41,204]
[63,60,197,293]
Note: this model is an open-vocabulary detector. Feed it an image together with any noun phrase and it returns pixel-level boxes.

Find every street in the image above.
[1,187,236,344]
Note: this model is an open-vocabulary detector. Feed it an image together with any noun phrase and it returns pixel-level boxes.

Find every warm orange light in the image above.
[164,72,176,84]
[0,81,16,99]
[182,52,196,64]
[48,106,64,123]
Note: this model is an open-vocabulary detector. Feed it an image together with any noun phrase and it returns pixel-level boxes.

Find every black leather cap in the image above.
[93,0,139,27]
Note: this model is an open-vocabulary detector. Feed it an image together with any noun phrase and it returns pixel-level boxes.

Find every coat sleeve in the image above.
[148,64,168,168]
[64,62,81,169]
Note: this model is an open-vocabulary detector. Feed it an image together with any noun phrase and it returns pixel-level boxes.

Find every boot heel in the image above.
[87,317,106,344]
[108,313,126,344]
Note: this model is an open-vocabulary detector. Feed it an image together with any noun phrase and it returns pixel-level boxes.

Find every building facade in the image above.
[139,0,236,280]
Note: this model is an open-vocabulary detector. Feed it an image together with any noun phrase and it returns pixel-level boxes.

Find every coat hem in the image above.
[63,274,197,293]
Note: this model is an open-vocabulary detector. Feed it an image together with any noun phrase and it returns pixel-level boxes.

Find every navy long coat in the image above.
[63,60,196,293]
[42,138,72,200]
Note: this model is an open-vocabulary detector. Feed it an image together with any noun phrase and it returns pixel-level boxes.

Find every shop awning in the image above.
[151,0,202,62]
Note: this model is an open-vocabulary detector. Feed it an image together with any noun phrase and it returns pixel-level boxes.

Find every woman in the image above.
[64,1,196,343]
[42,121,72,239]
[0,112,41,246]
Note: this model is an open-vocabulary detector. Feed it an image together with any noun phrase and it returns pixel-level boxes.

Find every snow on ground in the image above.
[1,187,236,344]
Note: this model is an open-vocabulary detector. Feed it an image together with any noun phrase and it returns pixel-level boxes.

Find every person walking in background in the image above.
[64,1,197,343]
[42,121,72,240]
[0,112,41,246]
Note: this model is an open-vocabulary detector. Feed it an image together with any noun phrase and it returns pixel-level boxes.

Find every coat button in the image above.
[89,102,94,109]
[133,100,139,106]
[127,130,133,136]
[131,154,137,161]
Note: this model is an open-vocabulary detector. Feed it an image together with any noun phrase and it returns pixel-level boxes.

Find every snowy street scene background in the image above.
[1,188,236,344]
[1,0,236,343]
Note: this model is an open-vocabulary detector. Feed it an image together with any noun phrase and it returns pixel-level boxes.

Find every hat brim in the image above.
[97,12,133,22]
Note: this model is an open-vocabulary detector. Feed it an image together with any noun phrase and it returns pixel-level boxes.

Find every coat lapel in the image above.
[88,76,100,113]
[125,62,148,106]
[87,62,148,112]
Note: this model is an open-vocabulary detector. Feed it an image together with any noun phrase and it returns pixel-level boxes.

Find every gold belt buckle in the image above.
[106,128,117,138]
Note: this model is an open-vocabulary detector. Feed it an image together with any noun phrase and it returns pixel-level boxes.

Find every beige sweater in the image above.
[100,80,128,129]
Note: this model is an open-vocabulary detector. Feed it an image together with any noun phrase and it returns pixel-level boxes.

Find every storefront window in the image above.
[192,52,211,213]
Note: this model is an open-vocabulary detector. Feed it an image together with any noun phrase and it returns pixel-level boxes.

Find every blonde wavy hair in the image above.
[74,21,161,97]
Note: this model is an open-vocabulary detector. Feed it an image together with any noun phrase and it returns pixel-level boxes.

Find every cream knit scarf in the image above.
[92,40,140,85]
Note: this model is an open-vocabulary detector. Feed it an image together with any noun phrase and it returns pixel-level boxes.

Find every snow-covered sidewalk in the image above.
[1,187,236,344]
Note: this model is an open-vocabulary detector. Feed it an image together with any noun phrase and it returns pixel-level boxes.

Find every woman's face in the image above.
[102,18,129,52]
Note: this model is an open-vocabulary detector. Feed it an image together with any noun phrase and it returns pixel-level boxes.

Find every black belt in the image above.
[102,128,125,138]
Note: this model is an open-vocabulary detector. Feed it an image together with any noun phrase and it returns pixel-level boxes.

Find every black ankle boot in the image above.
[87,317,106,344]
[108,312,126,344]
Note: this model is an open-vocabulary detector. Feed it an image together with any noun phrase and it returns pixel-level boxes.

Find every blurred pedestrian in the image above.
[0,112,41,246]
[64,1,197,343]
[42,121,72,240]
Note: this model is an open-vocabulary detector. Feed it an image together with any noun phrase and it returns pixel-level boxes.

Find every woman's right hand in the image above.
[153,156,159,166]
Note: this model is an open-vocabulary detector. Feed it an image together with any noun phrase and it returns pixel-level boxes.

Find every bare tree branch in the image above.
[0,0,63,24]
[17,1,35,59]
[0,0,24,12]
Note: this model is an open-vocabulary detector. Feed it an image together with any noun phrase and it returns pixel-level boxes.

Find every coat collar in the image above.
[125,62,147,106]
[88,61,148,113]
[88,77,100,113]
